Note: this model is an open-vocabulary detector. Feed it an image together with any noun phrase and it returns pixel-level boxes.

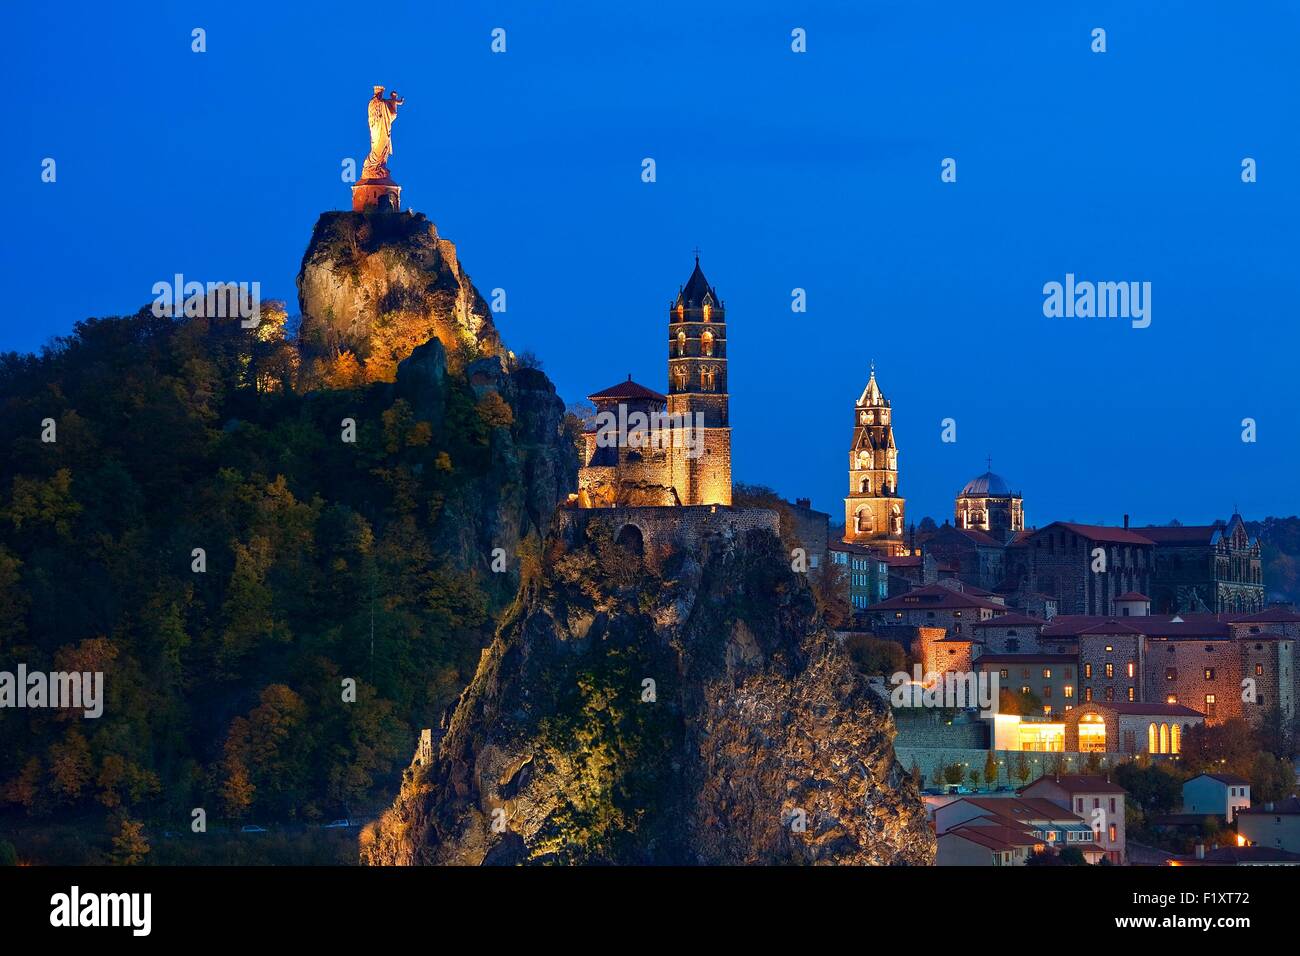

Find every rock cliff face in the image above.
[383,336,576,595]
[297,211,502,382]
[360,523,935,866]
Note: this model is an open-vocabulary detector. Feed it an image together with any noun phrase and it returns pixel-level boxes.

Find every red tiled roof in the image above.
[1043,615,1232,639]
[1075,621,1147,637]
[870,584,1007,612]
[1115,592,1150,602]
[1020,774,1126,796]
[946,821,1043,852]
[1239,797,1300,816]
[1033,522,1157,546]
[1230,608,1300,624]
[1130,525,1223,545]
[949,796,1084,823]
[971,613,1046,629]
[587,377,667,402]
[1192,772,1250,787]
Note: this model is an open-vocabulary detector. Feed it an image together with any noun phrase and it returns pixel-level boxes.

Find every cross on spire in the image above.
[691,246,702,263]
[987,455,993,472]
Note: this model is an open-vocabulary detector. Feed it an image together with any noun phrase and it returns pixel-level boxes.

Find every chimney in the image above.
[1123,514,1130,529]
[1194,843,1205,860]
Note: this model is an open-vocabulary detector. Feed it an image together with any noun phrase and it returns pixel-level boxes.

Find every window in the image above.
[1166,694,1177,704]
[1165,667,1177,681]
[1126,662,1135,678]
[1042,686,1052,699]
[1204,668,1215,680]
[1128,686,1135,701]
[700,329,714,356]
[1104,687,1114,701]
[676,330,686,356]
[1255,663,1264,676]
[1064,685,1074,699]
[1043,668,1052,679]
[1084,663,1092,679]
[1109,823,1117,842]
[999,669,1008,679]
[1084,688,1093,702]
[1105,663,1114,679]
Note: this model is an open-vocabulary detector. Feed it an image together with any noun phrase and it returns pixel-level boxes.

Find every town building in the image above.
[866,582,1006,637]
[933,795,1104,864]
[1182,773,1251,823]
[829,541,888,611]
[1008,521,1154,616]
[1133,515,1264,614]
[1062,701,1203,756]
[1019,775,1127,864]
[937,821,1045,866]
[918,524,1008,592]
[977,654,1077,716]
[1237,797,1300,854]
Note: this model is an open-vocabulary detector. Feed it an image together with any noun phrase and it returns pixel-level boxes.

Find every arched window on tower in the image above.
[1148,723,1157,754]
[674,367,688,392]
[857,451,871,470]
[700,330,714,357]
[859,476,871,493]
[676,330,686,357]
[702,302,712,323]
[855,509,874,535]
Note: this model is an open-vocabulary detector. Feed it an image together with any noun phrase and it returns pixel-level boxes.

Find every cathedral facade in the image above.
[574,257,732,509]
[842,369,906,554]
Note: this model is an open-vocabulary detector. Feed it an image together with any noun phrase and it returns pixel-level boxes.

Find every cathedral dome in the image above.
[960,471,1012,497]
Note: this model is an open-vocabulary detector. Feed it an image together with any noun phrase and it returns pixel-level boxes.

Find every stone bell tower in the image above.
[843,366,905,553]
[666,255,731,506]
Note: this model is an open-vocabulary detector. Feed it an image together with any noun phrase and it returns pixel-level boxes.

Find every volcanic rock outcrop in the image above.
[361,522,935,865]
[297,211,502,382]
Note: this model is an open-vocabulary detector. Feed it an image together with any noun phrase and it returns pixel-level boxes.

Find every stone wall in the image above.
[555,504,778,568]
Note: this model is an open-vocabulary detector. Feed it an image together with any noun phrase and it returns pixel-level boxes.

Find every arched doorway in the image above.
[615,523,644,556]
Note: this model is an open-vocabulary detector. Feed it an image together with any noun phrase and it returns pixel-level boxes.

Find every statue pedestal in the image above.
[352,179,402,213]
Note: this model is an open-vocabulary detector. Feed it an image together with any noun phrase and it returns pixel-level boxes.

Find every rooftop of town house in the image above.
[1020,774,1127,796]
[1238,796,1300,816]
[869,583,1007,612]
[1027,521,1158,546]
[1043,614,1233,639]
[1188,772,1251,787]
[970,613,1046,629]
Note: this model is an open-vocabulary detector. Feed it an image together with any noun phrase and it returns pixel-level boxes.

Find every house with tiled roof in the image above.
[867,582,1006,638]
[1237,796,1300,854]
[1182,772,1251,822]
[934,795,1104,864]
[1020,774,1128,863]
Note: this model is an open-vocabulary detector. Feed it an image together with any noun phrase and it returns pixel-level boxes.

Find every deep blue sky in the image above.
[8,1,1299,527]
